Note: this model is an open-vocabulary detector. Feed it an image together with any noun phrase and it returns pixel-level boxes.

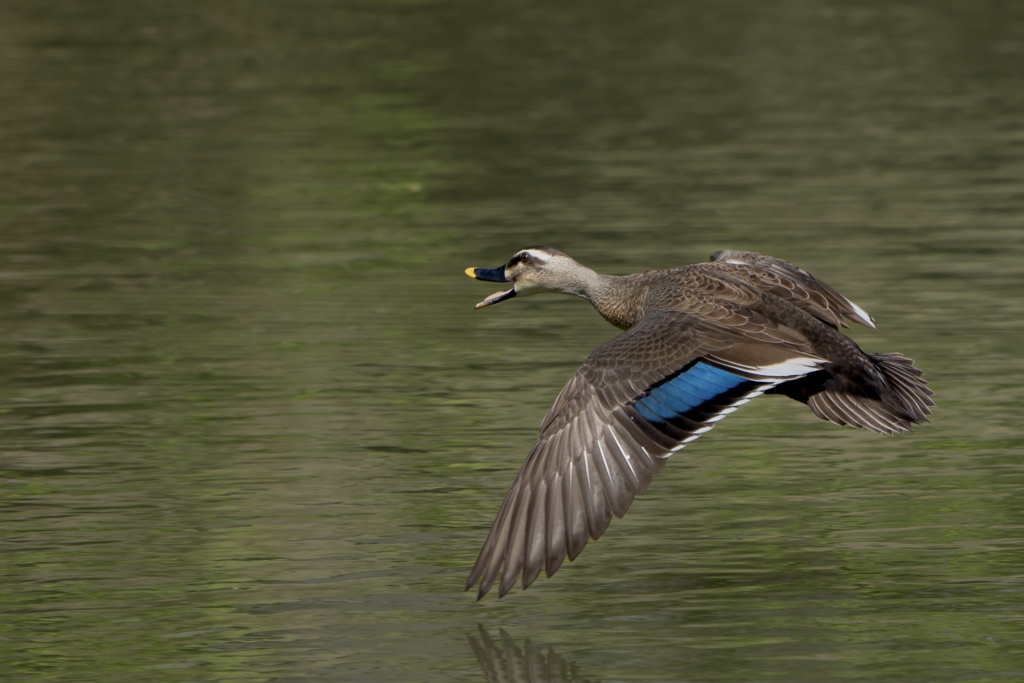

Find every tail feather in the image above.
[806,353,933,435]
[871,353,934,422]
[808,389,911,435]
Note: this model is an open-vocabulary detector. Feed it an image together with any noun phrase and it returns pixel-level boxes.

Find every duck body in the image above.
[465,246,933,599]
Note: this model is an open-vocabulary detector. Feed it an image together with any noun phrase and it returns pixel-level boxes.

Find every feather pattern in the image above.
[465,247,933,598]
[708,250,876,329]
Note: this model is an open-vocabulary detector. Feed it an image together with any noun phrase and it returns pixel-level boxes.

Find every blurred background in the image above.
[2,1,1023,681]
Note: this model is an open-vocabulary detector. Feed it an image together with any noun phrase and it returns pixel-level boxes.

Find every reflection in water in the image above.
[469,626,597,683]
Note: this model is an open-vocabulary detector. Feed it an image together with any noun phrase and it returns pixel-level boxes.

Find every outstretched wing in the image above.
[466,305,825,599]
[709,250,876,329]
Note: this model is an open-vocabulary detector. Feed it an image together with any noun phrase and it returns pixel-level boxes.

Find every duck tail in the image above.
[805,353,934,435]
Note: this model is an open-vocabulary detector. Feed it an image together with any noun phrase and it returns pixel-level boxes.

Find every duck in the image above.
[464,246,933,599]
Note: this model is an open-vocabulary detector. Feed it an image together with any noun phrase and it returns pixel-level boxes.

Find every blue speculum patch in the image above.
[633,361,750,424]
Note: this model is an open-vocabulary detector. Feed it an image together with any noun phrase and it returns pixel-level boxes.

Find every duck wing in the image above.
[709,250,876,329]
[466,304,825,599]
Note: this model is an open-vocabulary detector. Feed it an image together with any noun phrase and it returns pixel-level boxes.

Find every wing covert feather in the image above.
[708,250,876,329]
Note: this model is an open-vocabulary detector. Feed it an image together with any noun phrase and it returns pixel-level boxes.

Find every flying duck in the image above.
[464,246,933,598]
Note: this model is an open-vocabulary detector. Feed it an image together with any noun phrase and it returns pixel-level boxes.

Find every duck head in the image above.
[465,246,581,309]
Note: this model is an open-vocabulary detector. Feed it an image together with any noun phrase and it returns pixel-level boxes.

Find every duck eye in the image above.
[520,253,530,263]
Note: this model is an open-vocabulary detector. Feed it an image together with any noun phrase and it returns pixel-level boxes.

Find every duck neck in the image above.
[566,268,645,330]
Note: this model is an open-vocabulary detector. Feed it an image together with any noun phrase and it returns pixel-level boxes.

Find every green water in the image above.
[2,1,1023,681]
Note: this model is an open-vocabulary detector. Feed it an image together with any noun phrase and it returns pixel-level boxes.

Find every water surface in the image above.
[2,1,1024,681]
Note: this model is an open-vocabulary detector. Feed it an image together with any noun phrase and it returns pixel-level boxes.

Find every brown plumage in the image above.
[465,247,933,599]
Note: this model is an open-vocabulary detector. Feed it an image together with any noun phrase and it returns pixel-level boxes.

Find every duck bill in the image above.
[474,288,516,309]
[465,265,516,309]
[466,266,508,283]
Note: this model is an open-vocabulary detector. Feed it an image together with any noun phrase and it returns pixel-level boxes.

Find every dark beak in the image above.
[466,266,508,283]
[465,265,516,309]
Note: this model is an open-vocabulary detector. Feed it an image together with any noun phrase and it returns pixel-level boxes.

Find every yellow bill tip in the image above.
[464,267,477,278]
